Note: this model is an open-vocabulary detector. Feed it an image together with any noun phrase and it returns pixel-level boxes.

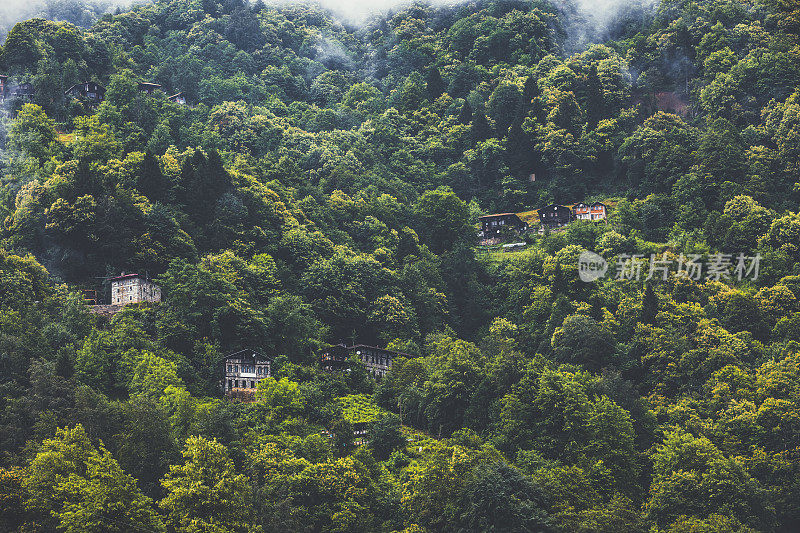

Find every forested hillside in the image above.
[2,0,800,531]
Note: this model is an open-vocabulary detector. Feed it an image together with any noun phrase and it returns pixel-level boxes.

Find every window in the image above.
[250,381,255,388]
[228,380,232,390]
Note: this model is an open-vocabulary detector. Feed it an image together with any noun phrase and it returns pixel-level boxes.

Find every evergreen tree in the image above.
[522,75,541,119]
[507,118,536,175]
[458,101,473,124]
[426,67,446,99]
[472,111,492,142]
[585,64,605,128]
[137,152,168,202]
[642,283,658,325]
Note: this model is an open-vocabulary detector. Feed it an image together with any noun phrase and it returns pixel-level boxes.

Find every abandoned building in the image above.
[11,82,34,101]
[478,213,529,239]
[0,77,35,102]
[168,92,186,105]
[222,349,272,397]
[538,204,573,229]
[109,273,161,305]
[138,82,162,95]
[573,202,607,222]
[321,344,407,378]
[65,82,106,104]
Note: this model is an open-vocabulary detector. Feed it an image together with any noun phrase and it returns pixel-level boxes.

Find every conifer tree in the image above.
[642,283,658,325]
[426,67,446,99]
[586,64,605,128]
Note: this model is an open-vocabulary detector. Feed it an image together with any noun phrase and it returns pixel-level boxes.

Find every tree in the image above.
[160,436,254,533]
[368,414,405,460]
[551,314,617,370]
[461,462,554,532]
[54,447,166,533]
[0,467,25,532]
[585,64,604,128]
[129,351,183,401]
[641,283,658,325]
[23,425,165,533]
[402,433,504,530]
[645,430,774,530]
[426,67,446,99]
[472,109,492,141]
[413,187,473,254]
[458,101,473,124]
[8,103,59,165]
[488,81,523,135]
[115,398,179,498]
[138,152,170,201]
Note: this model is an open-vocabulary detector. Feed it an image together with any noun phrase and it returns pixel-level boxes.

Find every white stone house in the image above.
[109,273,162,305]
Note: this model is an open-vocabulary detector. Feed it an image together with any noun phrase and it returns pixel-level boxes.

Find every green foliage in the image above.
[3,0,800,530]
[23,425,165,532]
[160,436,254,533]
[337,394,383,424]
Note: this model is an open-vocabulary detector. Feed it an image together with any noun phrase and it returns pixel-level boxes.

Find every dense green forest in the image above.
[2,0,800,531]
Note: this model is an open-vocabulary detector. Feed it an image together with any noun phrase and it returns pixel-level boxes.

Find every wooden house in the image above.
[478,213,529,239]
[222,349,272,398]
[538,204,573,229]
[321,344,408,378]
[588,202,607,221]
[11,82,34,101]
[573,202,607,222]
[138,82,162,95]
[65,82,106,104]
[573,202,591,220]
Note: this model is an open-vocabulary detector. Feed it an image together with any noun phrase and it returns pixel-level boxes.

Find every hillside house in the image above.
[168,92,186,105]
[478,213,529,239]
[138,82,162,95]
[222,349,272,398]
[321,344,408,378]
[588,202,607,221]
[538,204,573,229]
[11,82,34,101]
[109,273,161,305]
[65,82,106,104]
[573,202,590,220]
[573,201,607,222]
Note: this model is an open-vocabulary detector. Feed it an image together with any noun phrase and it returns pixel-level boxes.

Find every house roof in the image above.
[168,92,183,99]
[108,273,148,281]
[138,82,162,88]
[478,213,522,220]
[65,81,105,95]
[538,203,571,212]
[349,344,415,358]
[516,199,618,224]
[223,349,271,361]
